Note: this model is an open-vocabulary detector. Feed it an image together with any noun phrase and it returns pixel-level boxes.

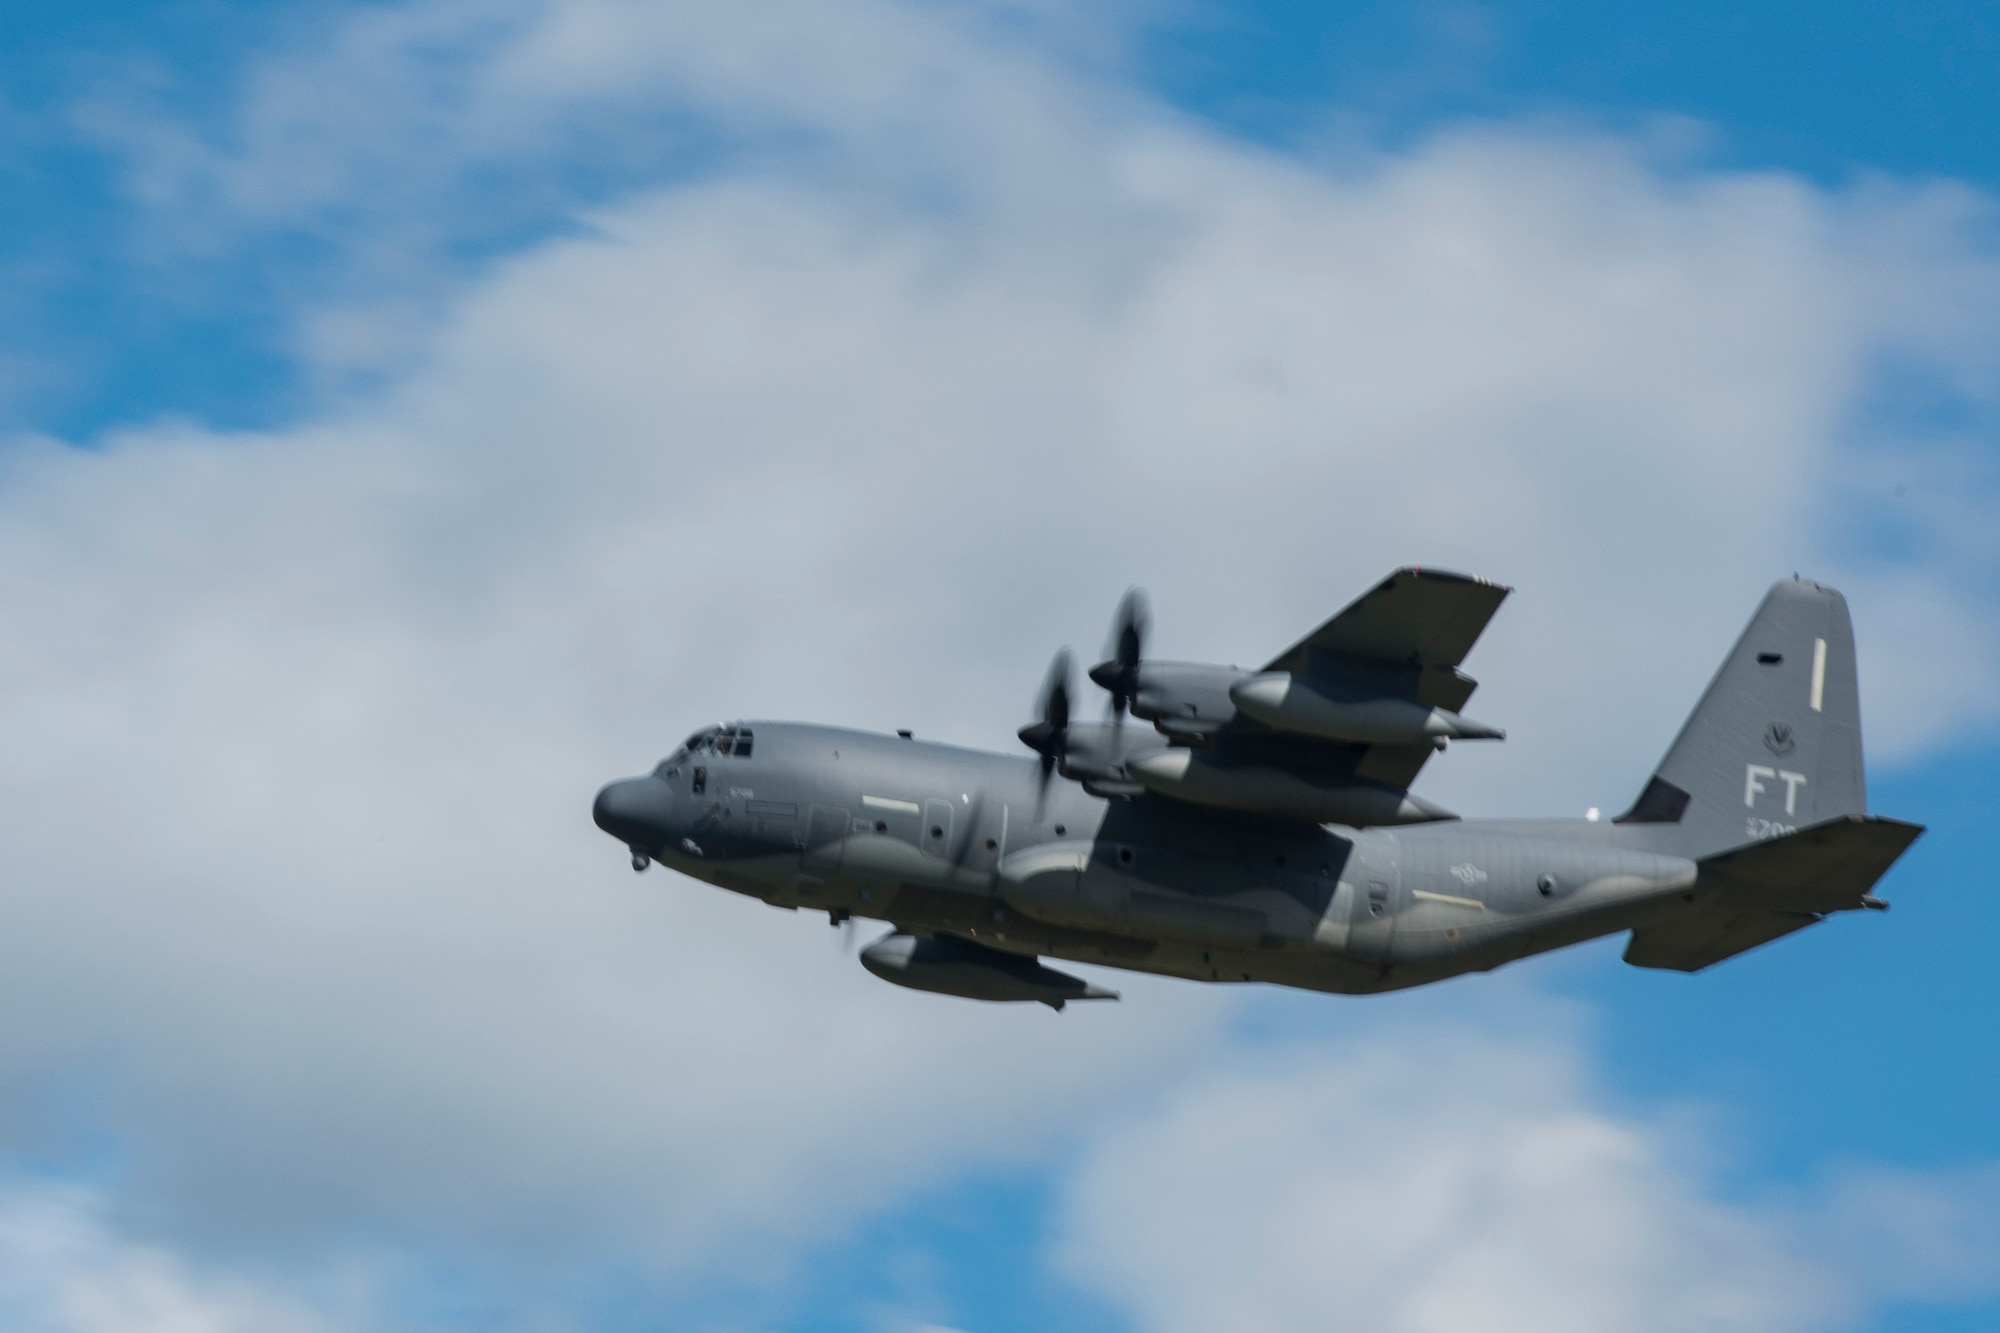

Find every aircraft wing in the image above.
[1217,567,1511,797]
[1262,567,1511,683]
[1624,815,1924,972]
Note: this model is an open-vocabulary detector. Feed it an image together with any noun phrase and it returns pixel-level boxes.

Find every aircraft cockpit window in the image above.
[677,726,754,759]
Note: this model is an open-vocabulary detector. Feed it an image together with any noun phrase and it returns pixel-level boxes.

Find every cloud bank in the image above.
[1,0,1997,1325]
[1057,1026,2000,1333]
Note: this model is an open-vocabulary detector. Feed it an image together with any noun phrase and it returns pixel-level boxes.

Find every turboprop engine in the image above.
[1119,662,1243,740]
[1228,673,1504,746]
[1024,576,1504,825]
[859,932,1119,1011]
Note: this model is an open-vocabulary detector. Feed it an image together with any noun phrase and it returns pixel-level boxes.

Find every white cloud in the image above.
[76,0,1129,364]
[1,0,1998,1313]
[1053,1027,2000,1333]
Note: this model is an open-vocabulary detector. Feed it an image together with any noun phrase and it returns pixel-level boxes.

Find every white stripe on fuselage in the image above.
[1412,889,1486,911]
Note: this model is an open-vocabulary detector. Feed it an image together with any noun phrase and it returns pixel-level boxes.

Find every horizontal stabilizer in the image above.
[1623,907,1824,973]
[1624,814,1922,972]
[1697,814,1924,913]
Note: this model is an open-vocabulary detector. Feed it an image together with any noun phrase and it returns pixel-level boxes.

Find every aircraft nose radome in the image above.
[592,777,671,847]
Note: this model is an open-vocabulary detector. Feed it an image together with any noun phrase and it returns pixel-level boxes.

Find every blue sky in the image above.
[0,3,1997,1332]
[7,1,2000,441]
[1147,2,2000,184]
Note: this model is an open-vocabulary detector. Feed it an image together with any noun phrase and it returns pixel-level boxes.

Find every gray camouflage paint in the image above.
[591,578,1919,1002]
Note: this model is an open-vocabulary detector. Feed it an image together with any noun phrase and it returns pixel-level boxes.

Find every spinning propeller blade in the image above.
[1018,647,1074,801]
[1088,587,1150,721]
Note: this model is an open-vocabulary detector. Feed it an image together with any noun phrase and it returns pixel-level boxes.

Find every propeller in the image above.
[1088,587,1150,721]
[1018,647,1075,798]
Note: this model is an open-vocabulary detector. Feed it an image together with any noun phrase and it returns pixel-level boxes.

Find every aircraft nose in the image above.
[592,776,674,849]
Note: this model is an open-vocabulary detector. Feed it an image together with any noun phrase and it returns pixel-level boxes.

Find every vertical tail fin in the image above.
[1616,579,1866,858]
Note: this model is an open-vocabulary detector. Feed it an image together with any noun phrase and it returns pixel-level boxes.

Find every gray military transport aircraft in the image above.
[592,570,1921,1009]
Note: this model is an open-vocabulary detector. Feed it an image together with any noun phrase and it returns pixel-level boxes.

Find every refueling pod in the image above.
[859,932,1119,1011]
[1229,672,1505,745]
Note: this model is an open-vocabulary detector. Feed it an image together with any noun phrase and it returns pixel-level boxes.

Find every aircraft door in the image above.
[1345,832,1400,963]
[802,806,848,873]
[952,801,1008,889]
[922,799,955,858]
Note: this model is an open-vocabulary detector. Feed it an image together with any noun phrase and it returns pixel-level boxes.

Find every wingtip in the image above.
[1396,565,1513,594]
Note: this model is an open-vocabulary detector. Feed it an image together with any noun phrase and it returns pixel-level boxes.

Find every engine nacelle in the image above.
[859,932,1118,1010]
[1229,673,1503,745]
[1128,662,1245,736]
[1057,721,1161,792]
[1125,747,1456,825]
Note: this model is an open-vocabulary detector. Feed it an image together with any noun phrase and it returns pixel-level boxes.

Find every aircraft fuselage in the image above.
[593,722,1700,995]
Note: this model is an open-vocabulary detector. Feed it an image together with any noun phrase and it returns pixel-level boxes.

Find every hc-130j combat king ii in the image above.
[592,569,1921,1009]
